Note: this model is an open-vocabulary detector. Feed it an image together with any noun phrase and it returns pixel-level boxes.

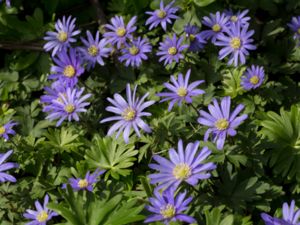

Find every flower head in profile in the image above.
[149,139,216,191]
[44,16,80,56]
[201,11,229,43]
[24,194,58,225]
[0,121,17,141]
[104,16,137,49]
[241,65,264,90]
[157,69,205,111]
[157,34,188,66]
[184,24,206,52]
[0,150,18,183]
[288,16,300,45]
[44,87,91,126]
[261,200,300,225]
[145,187,196,225]
[224,9,250,26]
[198,96,248,150]
[49,48,84,87]
[119,37,152,67]
[78,30,112,70]
[100,84,155,143]
[215,22,256,67]
[67,169,105,192]
[145,0,179,31]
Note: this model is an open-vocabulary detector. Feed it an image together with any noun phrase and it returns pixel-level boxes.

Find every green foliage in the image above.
[84,136,138,180]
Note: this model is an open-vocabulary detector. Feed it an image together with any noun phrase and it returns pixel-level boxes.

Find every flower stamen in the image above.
[250,75,259,85]
[88,45,99,56]
[63,65,76,78]
[122,107,136,121]
[156,9,167,19]
[168,47,177,55]
[36,210,49,222]
[215,118,229,130]
[129,46,139,55]
[57,31,68,42]
[78,179,88,188]
[212,24,221,32]
[160,204,176,218]
[116,27,126,37]
[0,126,6,135]
[173,163,191,180]
[64,104,75,113]
[230,37,241,49]
[177,87,187,97]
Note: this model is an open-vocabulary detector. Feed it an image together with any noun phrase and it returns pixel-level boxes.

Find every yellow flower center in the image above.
[0,126,6,135]
[129,46,139,55]
[57,31,68,42]
[88,45,99,56]
[160,204,176,218]
[173,163,191,180]
[177,87,187,97]
[156,9,166,19]
[250,75,259,85]
[122,107,136,121]
[231,15,238,22]
[64,104,75,113]
[63,65,76,78]
[212,24,221,32]
[215,118,229,130]
[36,210,49,222]
[116,27,126,37]
[189,34,195,41]
[78,179,88,188]
[230,37,241,49]
[168,47,177,55]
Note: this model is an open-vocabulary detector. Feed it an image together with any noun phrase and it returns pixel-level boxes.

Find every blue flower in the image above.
[100,84,155,143]
[0,150,18,183]
[0,121,17,141]
[184,24,206,52]
[288,16,300,45]
[224,9,250,26]
[241,65,265,90]
[44,16,80,56]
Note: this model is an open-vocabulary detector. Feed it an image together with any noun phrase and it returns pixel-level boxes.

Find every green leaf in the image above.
[193,0,216,7]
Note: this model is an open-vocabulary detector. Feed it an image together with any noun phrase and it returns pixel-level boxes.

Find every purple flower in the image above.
[44,87,91,126]
[157,69,205,111]
[184,24,206,52]
[1,0,11,7]
[145,187,196,225]
[0,150,18,183]
[149,139,216,191]
[119,37,152,67]
[224,9,250,26]
[0,121,17,141]
[44,16,80,56]
[241,65,264,90]
[157,34,188,66]
[261,200,300,225]
[100,84,155,143]
[78,30,112,70]
[145,0,179,31]
[201,12,229,43]
[197,96,248,150]
[49,48,84,87]
[67,169,105,192]
[24,194,58,225]
[288,16,300,45]
[215,22,256,67]
[40,81,67,107]
[104,16,137,49]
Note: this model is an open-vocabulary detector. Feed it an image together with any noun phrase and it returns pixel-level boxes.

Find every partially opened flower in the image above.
[44,87,91,126]
[0,150,18,182]
[100,84,155,143]
[78,30,112,70]
[149,139,216,191]
[261,200,300,225]
[40,81,67,107]
[67,169,105,192]
[157,69,205,111]
[24,194,58,225]
[197,96,248,150]
[157,34,188,66]
[201,11,229,43]
[0,121,17,141]
[241,65,264,90]
[145,187,196,225]
[224,9,250,26]
[49,48,84,87]
[104,15,137,49]
[44,16,80,56]
[184,24,206,52]
[119,37,152,67]
[145,0,179,31]
[215,22,256,67]
[288,16,300,45]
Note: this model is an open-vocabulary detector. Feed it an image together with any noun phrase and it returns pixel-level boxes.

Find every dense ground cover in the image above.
[1,0,300,224]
